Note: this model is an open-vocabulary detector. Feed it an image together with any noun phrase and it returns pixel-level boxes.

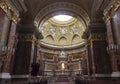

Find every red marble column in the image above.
[0,8,14,81]
[86,43,93,77]
[91,40,112,74]
[33,43,38,63]
[82,57,88,75]
[86,10,112,79]
[3,22,16,73]
[0,8,5,42]
[106,19,118,72]
[39,52,44,75]
[0,8,6,73]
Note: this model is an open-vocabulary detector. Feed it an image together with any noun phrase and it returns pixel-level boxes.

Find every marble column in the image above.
[106,18,120,77]
[84,10,112,79]
[39,52,44,76]
[86,42,93,78]
[0,8,6,45]
[0,21,16,81]
[0,9,13,83]
[11,33,35,80]
[103,3,120,78]
[0,16,11,46]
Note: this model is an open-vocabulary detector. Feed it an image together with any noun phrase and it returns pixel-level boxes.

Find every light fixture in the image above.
[53,15,72,22]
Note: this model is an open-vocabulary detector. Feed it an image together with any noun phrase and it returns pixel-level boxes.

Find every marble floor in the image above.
[48,82,74,84]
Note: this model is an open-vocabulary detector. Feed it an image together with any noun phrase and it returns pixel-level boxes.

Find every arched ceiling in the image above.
[27,0,111,19]
[34,2,90,28]
[8,0,111,25]
[5,0,112,49]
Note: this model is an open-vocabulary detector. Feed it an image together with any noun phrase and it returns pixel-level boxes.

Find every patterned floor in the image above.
[48,82,74,84]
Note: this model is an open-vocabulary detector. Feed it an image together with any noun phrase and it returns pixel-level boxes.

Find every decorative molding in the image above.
[89,33,106,41]
[103,0,120,22]
[35,2,90,28]
[18,34,36,42]
[34,40,39,46]
[0,0,20,23]
[85,40,91,46]
[0,73,11,78]
[11,75,29,78]
[95,74,111,77]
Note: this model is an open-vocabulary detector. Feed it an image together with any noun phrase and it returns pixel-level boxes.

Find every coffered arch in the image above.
[34,2,90,28]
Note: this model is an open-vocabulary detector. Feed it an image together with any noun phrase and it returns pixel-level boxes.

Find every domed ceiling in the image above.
[39,15,85,48]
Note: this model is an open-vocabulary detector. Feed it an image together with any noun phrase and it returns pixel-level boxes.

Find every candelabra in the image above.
[107,44,119,54]
[0,46,15,72]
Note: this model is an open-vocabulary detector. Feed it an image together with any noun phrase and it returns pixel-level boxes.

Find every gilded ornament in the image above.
[90,33,106,41]
[103,0,120,22]
[18,34,36,42]
[0,0,20,23]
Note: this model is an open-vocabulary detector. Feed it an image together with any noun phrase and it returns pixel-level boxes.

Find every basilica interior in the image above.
[0,0,120,84]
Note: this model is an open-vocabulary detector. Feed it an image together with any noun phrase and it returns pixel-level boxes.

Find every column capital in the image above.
[0,0,20,23]
[89,33,107,41]
[17,33,36,42]
[103,0,120,22]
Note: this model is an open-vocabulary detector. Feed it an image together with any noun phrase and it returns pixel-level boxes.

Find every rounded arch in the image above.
[35,2,90,29]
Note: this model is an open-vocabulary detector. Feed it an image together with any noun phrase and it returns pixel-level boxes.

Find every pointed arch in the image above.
[72,34,80,44]
[45,35,54,43]
[59,37,67,45]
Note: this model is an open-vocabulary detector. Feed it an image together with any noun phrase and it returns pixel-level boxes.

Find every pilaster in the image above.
[103,0,120,78]
[84,10,112,80]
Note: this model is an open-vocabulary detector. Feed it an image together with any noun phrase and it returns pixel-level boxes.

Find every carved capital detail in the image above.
[85,40,90,46]
[89,33,106,41]
[103,0,120,22]
[0,0,20,23]
[34,40,39,46]
[18,34,36,42]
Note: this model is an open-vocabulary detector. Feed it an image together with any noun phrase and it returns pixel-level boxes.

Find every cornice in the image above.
[40,41,85,49]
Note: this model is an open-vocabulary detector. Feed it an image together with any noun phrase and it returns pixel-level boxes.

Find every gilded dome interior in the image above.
[39,15,85,48]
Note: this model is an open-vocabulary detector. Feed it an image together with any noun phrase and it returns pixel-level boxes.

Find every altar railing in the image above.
[43,69,80,76]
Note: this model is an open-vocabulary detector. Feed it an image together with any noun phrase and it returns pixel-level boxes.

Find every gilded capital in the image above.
[85,40,90,46]
[0,0,20,23]
[90,33,106,41]
[103,0,120,22]
[18,34,36,42]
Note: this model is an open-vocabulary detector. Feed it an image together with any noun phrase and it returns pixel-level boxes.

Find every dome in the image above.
[39,14,85,48]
